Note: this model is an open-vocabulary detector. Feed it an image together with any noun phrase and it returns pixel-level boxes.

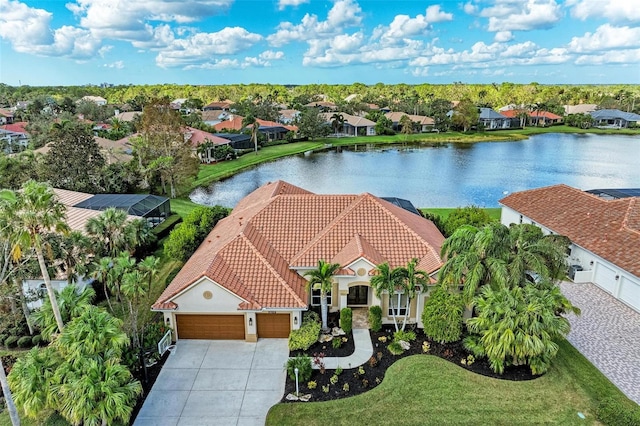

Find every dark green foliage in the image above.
[393,330,416,342]
[17,336,33,348]
[340,308,352,334]
[297,108,330,140]
[152,214,182,239]
[289,318,321,351]
[443,206,494,237]
[421,285,463,343]
[421,211,446,235]
[43,120,106,193]
[596,397,640,426]
[303,310,320,324]
[31,334,43,346]
[286,355,313,382]
[96,162,140,193]
[163,205,229,261]
[332,337,343,349]
[368,306,382,332]
[4,335,19,348]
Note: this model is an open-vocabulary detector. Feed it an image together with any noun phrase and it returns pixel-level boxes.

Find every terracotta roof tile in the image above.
[500,185,640,278]
[153,181,445,311]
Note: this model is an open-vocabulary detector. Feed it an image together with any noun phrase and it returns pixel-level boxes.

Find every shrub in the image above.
[286,355,312,382]
[4,336,19,348]
[31,334,43,347]
[332,337,343,349]
[394,330,416,342]
[443,206,494,237]
[342,383,349,392]
[307,381,317,390]
[289,319,321,351]
[388,341,404,355]
[422,341,431,353]
[340,308,352,334]
[335,366,343,376]
[163,223,198,261]
[597,397,640,426]
[369,305,382,332]
[422,285,463,343]
[303,310,320,324]
[322,385,329,393]
[329,374,339,385]
[17,336,32,348]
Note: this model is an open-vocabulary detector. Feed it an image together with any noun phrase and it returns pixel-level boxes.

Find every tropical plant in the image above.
[443,205,495,237]
[242,115,260,154]
[0,352,20,426]
[368,305,382,332]
[399,114,414,135]
[340,307,352,334]
[398,258,428,330]
[421,284,463,343]
[85,207,152,258]
[286,355,313,383]
[288,314,321,351]
[31,284,95,342]
[370,262,405,332]
[330,113,345,135]
[304,260,341,332]
[464,284,579,375]
[9,180,70,333]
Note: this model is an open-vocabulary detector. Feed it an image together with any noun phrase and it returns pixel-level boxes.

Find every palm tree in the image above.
[0,355,20,425]
[91,256,115,313]
[330,113,344,136]
[398,258,428,330]
[10,181,69,333]
[31,284,95,341]
[370,262,406,332]
[85,208,129,257]
[242,115,260,154]
[304,260,341,333]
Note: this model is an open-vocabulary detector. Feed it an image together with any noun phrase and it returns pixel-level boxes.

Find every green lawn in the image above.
[267,339,633,426]
[169,197,202,219]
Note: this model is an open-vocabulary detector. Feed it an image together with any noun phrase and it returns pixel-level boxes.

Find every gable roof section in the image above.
[153,180,445,311]
[591,109,640,122]
[500,185,640,278]
[479,108,507,119]
[385,112,435,125]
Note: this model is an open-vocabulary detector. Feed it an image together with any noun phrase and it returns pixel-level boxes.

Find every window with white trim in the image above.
[311,288,332,306]
[388,292,408,316]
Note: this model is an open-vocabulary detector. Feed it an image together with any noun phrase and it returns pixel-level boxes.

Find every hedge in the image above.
[340,308,352,334]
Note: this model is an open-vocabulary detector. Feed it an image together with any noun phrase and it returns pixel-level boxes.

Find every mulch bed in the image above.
[282,325,540,403]
[129,349,172,424]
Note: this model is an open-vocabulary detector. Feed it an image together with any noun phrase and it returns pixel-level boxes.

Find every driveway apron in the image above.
[134,338,289,426]
[561,281,640,405]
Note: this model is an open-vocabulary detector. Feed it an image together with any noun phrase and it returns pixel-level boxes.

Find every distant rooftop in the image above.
[380,197,422,216]
[585,188,640,200]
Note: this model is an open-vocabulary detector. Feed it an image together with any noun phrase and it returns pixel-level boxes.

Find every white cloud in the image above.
[480,0,562,32]
[330,32,364,53]
[155,27,262,68]
[425,5,453,23]
[184,58,240,70]
[267,0,362,46]
[278,0,309,10]
[259,50,285,60]
[463,2,478,14]
[0,1,102,58]
[568,0,640,24]
[104,60,124,68]
[500,41,537,57]
[575,49,640,65]
[494,31,513,42]
[568,24,640,53]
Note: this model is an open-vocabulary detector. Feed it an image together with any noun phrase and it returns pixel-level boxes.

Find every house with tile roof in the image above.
[385,112,435,133]
[0,121,29,154]
[500,109,563,126]
[213,115,297,142]
[320,112,376,136]
[590,109,640,128]
[500,185,640,313]
[153,181,445,341]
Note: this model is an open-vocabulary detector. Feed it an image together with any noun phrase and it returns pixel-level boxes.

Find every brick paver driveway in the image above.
[561,281,640,405]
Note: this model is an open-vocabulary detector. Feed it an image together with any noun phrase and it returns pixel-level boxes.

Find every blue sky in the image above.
[1,0,639,86]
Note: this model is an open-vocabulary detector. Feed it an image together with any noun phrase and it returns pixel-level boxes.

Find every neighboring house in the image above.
[171,98,188,110]
[183,127,231,163]
[152,181,444,341]
[213,115,297,141]
[500,185,640,314]
[501,109,563,126]
[385,112,435,132]
[214,133,253,150]
[81,96,107,106]
[278,109,300,124]
[564,104,597,115]
[590,109,640,128]
[23,276,93,310]
[0,121,29,153]
[114,111,141,122]
[201,110,230,125]
[0,108,14,125]
[34,136,133,164]
[203,100,233,112]
[479,108,512,129]
[320,112,376,136]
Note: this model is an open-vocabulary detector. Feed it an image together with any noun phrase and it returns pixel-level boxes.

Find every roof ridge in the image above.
[290,194,369,265]
[240,231,307,309]
[621,197,640,235]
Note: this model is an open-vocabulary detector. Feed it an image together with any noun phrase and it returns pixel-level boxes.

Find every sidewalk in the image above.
[313,328,373,370]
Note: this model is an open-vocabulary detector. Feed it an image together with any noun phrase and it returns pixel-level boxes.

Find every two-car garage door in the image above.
[176,313,290,339]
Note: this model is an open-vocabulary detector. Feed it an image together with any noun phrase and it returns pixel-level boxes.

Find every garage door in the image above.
[594,263,617,294]
[257,313,290,338]
[176,314,245,340]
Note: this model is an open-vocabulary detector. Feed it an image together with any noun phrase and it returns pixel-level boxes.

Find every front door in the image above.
[348,285,368,306]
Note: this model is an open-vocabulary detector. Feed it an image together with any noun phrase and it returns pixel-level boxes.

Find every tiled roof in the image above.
[500,185,640,278]
[320,112,376,127]
[153,180,444,311]
[384,112,435,125]
[213,116,298,132]
[500,110,562,120]
[0,122,28,133]
[184,127,230,146]
[591,109,640,122]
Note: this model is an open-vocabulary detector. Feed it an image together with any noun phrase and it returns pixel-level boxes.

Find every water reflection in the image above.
[190,133,640,208]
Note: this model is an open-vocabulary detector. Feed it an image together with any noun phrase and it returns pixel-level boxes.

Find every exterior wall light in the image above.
[589,261,594,266]
[249,317,253,326]
[294,316,298,325]
[615,275,620,280]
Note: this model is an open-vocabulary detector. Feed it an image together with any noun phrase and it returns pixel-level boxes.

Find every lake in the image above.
[190,133,640,208]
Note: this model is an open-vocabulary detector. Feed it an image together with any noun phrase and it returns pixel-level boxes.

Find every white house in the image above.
[500,185,640,313]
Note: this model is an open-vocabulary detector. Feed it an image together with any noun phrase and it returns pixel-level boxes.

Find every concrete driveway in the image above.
[134,339,289,426]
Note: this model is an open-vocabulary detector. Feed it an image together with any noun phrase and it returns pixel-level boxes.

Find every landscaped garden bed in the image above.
[283,325,537,403]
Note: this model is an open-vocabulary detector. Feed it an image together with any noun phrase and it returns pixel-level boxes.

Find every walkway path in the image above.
[560,281,640,405]
[313,328,373,370]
